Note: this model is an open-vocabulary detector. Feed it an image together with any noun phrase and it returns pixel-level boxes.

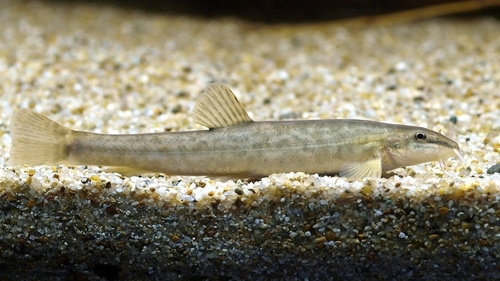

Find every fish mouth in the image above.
[438,148,465,175]
[451,148,465,168]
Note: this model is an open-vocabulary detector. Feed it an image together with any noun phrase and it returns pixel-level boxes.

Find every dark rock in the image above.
[486,164,500,174]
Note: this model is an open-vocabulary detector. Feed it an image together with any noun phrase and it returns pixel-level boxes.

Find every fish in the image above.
[9,81,463,179]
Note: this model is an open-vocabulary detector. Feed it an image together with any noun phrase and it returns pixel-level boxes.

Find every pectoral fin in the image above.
[339,157,382,179]
[105,166,156,176]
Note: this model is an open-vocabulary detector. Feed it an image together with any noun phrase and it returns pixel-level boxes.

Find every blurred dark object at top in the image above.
[49,0,500,23]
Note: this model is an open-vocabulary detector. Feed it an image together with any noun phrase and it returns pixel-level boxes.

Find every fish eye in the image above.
[415,132,427,141]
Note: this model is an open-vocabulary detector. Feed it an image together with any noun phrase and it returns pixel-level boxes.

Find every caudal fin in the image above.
[9,109,72,166]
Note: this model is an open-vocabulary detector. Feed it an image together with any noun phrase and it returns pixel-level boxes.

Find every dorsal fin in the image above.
[193,81,253,129]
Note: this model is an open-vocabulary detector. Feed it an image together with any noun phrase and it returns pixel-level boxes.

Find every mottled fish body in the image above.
[9,82,462,179]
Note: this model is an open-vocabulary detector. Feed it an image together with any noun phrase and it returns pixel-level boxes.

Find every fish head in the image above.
[382,126,463,171]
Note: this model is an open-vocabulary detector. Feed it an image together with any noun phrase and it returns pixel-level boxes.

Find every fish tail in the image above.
[9,109,72,166]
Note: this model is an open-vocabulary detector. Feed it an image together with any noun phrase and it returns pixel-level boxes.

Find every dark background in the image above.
[47,0,500,23]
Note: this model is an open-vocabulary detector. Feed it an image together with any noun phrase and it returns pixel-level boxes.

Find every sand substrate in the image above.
[1,0,500,280]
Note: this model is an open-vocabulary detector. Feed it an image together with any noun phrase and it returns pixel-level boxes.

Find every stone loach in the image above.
[1,0,500,279]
